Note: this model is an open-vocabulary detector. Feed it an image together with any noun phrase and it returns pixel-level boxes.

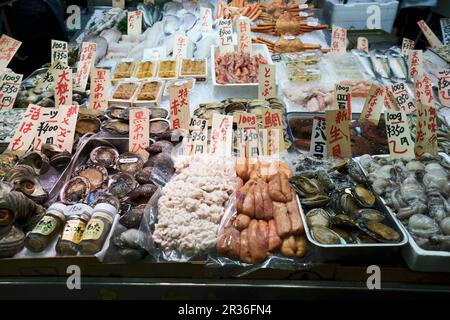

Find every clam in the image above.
[49,151,72,170]
[305,208,330,227]
[222,98,248,105]
[346,160,366,184]
[331,227,351,242]
[335,192,361,216]
[247,99,270,108]
[76,115,101,136]
[331,159,349,172]
[150,108,169,119]
[119,204,146,229]
[117,153,144,176]
[60,176,91,204]
[127,184,158,205]
[330,214,356,228]
[90,146,119,169]
[290,176,322,198]
[108,173,138,199]
[18,152,50,175]
[103,119,129,135]
[358,220,401,242]
[75,165,108,190]
[15,175,49,204]
[150,118,170,135]
[358,209,385,222]
[301,194,330,207]
[353,185,376,207]
[106,105,129,121]
[224,102,247,114]
[311,226,345,245]
[351,231,377,244]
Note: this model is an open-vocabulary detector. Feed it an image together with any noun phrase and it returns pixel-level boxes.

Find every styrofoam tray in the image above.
[211,44,274,87]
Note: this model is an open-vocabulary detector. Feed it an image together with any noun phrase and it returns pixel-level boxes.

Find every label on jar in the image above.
[92,211,114,224]
[32,215,58,236]
[81,218,105,241]
[62,219,87,244]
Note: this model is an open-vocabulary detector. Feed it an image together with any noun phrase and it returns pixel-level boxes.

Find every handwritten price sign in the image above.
[128,11,143,36]
[210,114,233,157]
[0,71,22,110]
[75,42,96,92]
[186,117,208,156]
[390,82,416,114]
[54,68,72,108]
[218,18,233,55]
[415,103,438,158]
[33,108,59,151]
[8,104,42,154]
[90,68,109,111]
[169,85,190,130]
[129,108,150,160]
[361,85,385,125]
[56,105,79,153]
[51,40,68,66]
[335,83,352,120]
[237,17,252,54]
[385,111,414,158]
[331,25,347,55]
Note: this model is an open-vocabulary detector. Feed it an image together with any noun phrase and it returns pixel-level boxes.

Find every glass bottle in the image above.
[24,203,67,252]
[79,203,118,255]
[56,204,93,256]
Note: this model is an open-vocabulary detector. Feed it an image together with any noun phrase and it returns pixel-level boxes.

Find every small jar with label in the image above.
[24,203,68,252]
[79,203,118,255]
[56,204,93,256]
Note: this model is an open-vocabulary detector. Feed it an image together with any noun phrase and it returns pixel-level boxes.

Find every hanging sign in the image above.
[360,85,385,125]
[7,104,42,154]
[210,114,233,157]
[325,109,352,159]
[89,68,109,111]
[385,111,415,158]
[33,109,59,151]
[56,105,79,153]
[415,103,438,158]
[129,108,150,161]
[0,71,22,110]
[258,64,276,100]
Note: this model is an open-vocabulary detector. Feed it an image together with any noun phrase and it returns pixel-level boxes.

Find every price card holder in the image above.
[90,68,110,111]
[0,71,22,110]
[56,105,79,153]
[414,74,435,108]
[210,114,233,157]
[237,17,252,54]
[258,64,276,100]
[408,50,423,80]
[438,69,450,107]
[186,118,208,156]
[128,11,143,36]
[129,108,150,161]
[8,104,42,154]
[51,40,68,66]
[334,83,352,120]
[200,7,213,34]
[0,35,22,73]
[54,68,72,108]
[75,42,96,92]
[33,108,59,151]
[325,109,352,159]
[169,85,190,130]
[357,37,369,53]
[331,25,347,55]
[218,18,234,55]
[401,38,415,56]
[390,82,416,114]
[440,18,450,46]
[309,116,327,159]
[417,20,443,48]
[385,111,415,158]
[360,85,385,125]
[415,103,438,158]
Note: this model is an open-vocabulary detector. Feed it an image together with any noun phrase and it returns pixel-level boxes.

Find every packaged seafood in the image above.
[112,61,135,82]
[287,67,321,82]
[109,81,140,106]
[157,60,178,79]
[281,51,322,67]
[179,59,207,79]
[132,61,157,79]
[133,80,164,106]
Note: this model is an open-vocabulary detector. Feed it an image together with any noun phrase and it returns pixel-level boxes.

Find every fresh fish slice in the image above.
[352,50,376,79]
[371,50,392,79]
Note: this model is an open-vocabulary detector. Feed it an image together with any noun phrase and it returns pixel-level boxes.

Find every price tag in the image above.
[169,85,190,130]
[33,109,59,151]
[408,50,423,80]
[210,114,233,157]
[173,35,188,61]
[309,116,327,159]
[112,0,124,9]
[128,11,142,36]
[385,111,415,158]
[56,105,79,153]
[415,103,438,157]
[402,38,415,56]
[414,73,435,108]
[384,85,397,110]
[35,60,66,93]
[0,35,22,73]
[325,109,352,159]
[186,117,208,156]
[417,20,443,48]
[51,40,68,66]
[237,17,252,54]
[357,37,369,53]
[440,18,450,46]
[90,68,109,111]
[334,83,352,120]
[331,25,347,55]
[235,112,258,158]
[390,82,416,114]
[129,108,150,161]
[263,109,283,129]
[75,42,96,92]
[7,104,41,154]
[54,68,72,108]
[361,85,385,125]
[200,7,213,34]
[0,71,22,110]
[258,64,276,100]
[218,18,234,55]
[438,69,450,107]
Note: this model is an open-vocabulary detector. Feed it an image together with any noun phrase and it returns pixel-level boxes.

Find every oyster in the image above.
[353,185,376,208]
[15,175,49,204]
[90,146,119,169]
[106,106,129,121]
[127,184,157,205]
[310,226,345,245]
[305,208,330,227]
[150,119,170,135]
[76,115,101,136]
[117,153,144,176]
[75,165,108,190]
[18,152,50,175]
[441,217,450,236]
[60,176,91,204]
[103,119,129,135]
[120,204,146,229]
[359,220,401,242]
[358,209,385,222]
[109,173,138,199]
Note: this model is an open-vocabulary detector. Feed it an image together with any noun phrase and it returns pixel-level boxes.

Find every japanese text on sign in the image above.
[56,105,79,153]
[415,74,435,108]
[258,64,276,100]
[331,25,347,55]
[267,128,284,157]
[385,111,415,158]
[34,109,59,151]
[128,10,142,36]
[237,17,252,54]
[384,85,397,110]
[90,68,109,111]
[390,82,416,114]
[235,112,258,159]
[415,103,438,157]
[325,109,352,159]
[51,40,68,65]
[187,117,208,156]
[54,68,72,108]
[0,35,22,73]
[169,85,190,130]
[361,85,385,125]
[7,104,42,154]
[440,18,450,46]
[0,72,22,110]
[173,35,188,61]
[200,7,213,34]
[210,114,233,157]
[409,50,423,79]
[417,20,443,48]
[438,69,450,107]
[402,38,415,56]
[75,42,96,92]
[218,18,233,55]
[309,116,327,159]
[35,60,66,92]
[264,110,283,129]
[357,37,369,53]
[335,83,352,120]
[129,108,150,160]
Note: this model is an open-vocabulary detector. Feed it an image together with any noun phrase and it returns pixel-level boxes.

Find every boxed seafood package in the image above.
[132,80,165,107]
[178,58,207,81]
[132,60,158,79]
[109,81,141,106]
[111,60,136,84]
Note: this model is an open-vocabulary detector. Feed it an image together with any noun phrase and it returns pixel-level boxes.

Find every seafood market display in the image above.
[214,51,268,84]
[359,154,450,252]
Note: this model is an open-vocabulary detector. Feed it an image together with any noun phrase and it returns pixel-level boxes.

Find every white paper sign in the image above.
[51,40,68,65]
[309,116,327,159]
[200,7,213,34]
[218,18,234,55]
[440,18,450,46]
[0,71,22,110]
